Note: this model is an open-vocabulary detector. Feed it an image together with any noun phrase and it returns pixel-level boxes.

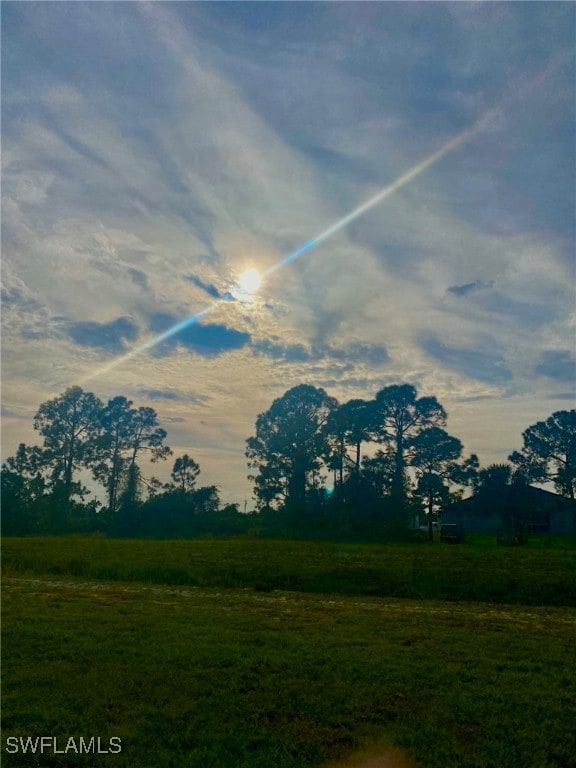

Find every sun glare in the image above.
[238,267,262,293]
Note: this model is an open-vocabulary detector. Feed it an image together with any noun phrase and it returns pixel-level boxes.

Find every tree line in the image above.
[2,383,574,540]
[1,386,238,537]
[246,383,575,538]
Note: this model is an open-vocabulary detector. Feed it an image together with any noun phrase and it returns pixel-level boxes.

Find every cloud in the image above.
[128,268,149,289]
[138,388,179,401]
[68,317,139,353]
[185,274,222,299]
[547,393,576,401]
[422,337,513,385]
[149,313,251,357]
[447,280,494,296]
[138,388,209,405]
[250,337,389,368]
[534,351,576,383]
[252,338,312,363]
[325,342,389,367]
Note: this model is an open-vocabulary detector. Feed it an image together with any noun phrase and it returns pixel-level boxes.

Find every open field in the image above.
[2,537,576,767]
[3,535,576,605]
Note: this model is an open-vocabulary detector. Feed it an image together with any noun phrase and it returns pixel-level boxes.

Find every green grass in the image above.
[2,536,576,767]
[3,534,576,605]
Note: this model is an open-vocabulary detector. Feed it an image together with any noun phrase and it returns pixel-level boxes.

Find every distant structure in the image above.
[441,486,576,535]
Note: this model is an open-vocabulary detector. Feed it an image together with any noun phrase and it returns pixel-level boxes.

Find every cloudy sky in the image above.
[2,2,574,505]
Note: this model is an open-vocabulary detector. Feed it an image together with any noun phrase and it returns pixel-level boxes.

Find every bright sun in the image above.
[238,267,262,293]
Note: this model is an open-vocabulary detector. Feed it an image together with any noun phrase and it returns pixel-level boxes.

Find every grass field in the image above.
[2,536,576,768]
[3,534,576,605]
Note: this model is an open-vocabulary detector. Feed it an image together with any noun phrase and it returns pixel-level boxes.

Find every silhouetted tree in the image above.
[246,384,337,512]
[472,462,528,536]
[324,399,377,487]
[33,386,103,506]
[360,448,397,500]
[323,403,347,487]
[374,384,446,527]
[93,397,171,522]
[410,426,463,540]
[92,396,134,515]
[1,444,47,534]
[474,463,514,494]
[248,459,287,508]
[167,454,201,493]
[192,485,220,515]
[121,406,172,524]
[509,410,576,499]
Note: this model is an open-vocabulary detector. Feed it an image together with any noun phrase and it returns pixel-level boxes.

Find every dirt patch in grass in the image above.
[323,742,419,768]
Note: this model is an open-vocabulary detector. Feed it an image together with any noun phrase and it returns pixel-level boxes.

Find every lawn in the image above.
[2,536,576,768]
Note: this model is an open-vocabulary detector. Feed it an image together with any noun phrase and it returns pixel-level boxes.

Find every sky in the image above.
[2,1,575,506]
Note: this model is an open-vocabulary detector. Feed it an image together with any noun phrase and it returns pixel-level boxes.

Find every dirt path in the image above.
[322,743,419,768]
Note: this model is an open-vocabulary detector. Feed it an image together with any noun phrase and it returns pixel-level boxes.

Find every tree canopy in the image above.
[374,384,447,526]
[509,410,576,500]
[33,386,103,504]
[246,384,337,511]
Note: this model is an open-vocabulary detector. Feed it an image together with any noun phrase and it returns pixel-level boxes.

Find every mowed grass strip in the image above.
[3,535,576,605]
[2,577,575,768]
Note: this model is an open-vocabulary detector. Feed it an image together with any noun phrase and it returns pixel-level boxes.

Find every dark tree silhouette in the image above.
[474,463,514,493]
[323,402,347,487]
[33,386,103,505]
[92,396,135,515]
[167,454,201,493]
[410,426,463,540]
[246,384,337,511]
[374,384,447,527]
[92,397,171,525]
[1,444,47,534]
[191,485,220,515]
[2,442,45,479]
[509,410,576,499]
[325,399,376,484]
[360,448,396,498]
[121,406,172,512]
[472,462,529,537]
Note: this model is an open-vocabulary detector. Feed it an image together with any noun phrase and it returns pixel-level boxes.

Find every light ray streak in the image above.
[80,303,219,383]
[264,107,500,277]
[81,103,503,383]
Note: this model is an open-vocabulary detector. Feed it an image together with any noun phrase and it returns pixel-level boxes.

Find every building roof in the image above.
[442,485,576,515]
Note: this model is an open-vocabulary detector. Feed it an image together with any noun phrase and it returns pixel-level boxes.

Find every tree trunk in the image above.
[64,440,75,505]
[428,490,434,542]
[392,427,406,527]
